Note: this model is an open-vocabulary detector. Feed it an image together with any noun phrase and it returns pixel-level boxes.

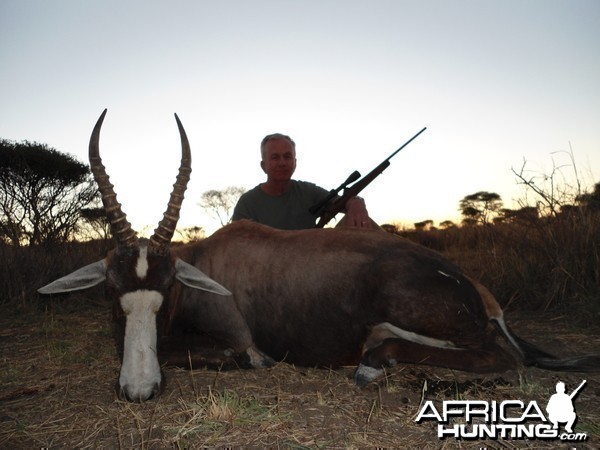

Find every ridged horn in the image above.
[88,109,138,250]
[148,113,192,255]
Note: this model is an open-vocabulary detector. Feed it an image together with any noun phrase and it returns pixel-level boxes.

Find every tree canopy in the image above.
[0,139,99,246]
[459,191,503,225]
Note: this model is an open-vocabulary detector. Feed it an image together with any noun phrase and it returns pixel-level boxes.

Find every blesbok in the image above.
[39,110,599,402]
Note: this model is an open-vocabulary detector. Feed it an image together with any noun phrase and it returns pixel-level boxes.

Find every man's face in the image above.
[261,138,296,182]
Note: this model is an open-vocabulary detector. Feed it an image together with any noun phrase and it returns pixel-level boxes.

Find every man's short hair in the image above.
[260,133,295,159]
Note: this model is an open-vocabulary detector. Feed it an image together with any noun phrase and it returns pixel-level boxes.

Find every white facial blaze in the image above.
[119,290,163,401]
[135,246,149,279]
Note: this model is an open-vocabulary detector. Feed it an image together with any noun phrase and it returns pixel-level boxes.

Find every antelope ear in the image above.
[38,259,107,294]
[174,258,232,296]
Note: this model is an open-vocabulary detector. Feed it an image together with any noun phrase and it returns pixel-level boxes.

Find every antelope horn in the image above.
[88,109,138,250]
[149,113,191,255]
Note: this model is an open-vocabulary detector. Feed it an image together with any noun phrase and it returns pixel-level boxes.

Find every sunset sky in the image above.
[1,0,598,235]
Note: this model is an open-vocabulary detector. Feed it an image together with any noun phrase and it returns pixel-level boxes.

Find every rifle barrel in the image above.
[386,126,427,161]
[313,126,427,227]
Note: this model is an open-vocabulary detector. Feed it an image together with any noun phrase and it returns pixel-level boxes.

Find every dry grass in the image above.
[1,299,598,449]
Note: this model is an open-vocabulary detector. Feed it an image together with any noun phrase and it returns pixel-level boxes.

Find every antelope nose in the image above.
[118,382,161,402]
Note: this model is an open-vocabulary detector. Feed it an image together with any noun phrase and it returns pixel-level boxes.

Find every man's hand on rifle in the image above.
[341,196,373,229]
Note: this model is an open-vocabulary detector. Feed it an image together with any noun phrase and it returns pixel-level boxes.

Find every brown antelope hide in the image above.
[39,111,599,402]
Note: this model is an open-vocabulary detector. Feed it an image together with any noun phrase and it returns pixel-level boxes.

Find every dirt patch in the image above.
[1,301,599,449]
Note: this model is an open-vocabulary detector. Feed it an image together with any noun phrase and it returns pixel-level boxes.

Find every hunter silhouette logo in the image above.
[546,380,586,434]
[415,379,589,442]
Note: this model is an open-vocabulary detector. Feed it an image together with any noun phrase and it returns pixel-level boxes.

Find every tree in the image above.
[439,220,456,229]
[459,191,503,225]
[414,219,434,231]
[576,181,600,210]
[512,153,585,217]
[500,206,539,224]
[199,186,246,226]
[0,139,99,246]
[176,226,205,243]
[380,223,400,234]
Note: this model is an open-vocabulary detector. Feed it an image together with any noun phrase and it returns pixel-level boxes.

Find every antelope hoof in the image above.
[245,346,276,368]
[353,363,384,386]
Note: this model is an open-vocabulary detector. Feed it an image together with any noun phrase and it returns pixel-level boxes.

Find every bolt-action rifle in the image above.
[310,127,427,228]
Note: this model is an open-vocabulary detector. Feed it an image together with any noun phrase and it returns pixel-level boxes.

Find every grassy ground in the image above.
[1,298,598,449]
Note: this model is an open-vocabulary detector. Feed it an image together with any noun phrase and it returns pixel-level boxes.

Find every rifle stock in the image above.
[313,127,426,228]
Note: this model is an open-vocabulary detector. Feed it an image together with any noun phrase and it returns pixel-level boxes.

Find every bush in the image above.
[0,240,112,307]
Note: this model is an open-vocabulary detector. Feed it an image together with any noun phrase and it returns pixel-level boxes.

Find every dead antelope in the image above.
[39,110,599,402]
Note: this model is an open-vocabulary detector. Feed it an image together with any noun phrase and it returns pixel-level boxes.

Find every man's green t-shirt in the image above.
[232,180,328,230]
